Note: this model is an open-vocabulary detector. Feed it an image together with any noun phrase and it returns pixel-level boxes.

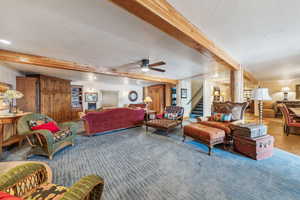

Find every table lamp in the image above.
[144,96,152,110]
[282,87,290,101]
[4,90,24,113]
[252,88,271,124]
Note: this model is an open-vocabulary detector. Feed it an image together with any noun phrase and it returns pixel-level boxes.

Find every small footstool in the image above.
[183,123,225,155]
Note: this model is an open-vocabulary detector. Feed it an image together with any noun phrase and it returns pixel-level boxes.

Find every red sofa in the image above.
[82,107,145,136]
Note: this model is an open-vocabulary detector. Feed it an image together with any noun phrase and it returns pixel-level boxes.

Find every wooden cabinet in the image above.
[144,84,165,114]
[17,75,72,122]
[144,84,177,114]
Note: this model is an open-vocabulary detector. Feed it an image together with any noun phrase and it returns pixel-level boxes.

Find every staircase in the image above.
[190,98,203,118]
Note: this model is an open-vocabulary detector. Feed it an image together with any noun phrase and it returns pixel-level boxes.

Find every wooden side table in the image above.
[0,112,31,155]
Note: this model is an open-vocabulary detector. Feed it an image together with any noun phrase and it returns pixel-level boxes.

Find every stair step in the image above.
[192,111,203,115]
[194,108,203,111]
[190,113,203,118]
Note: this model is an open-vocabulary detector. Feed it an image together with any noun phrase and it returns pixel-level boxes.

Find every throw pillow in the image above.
[0,191,22,200]
[27,118,49,128]
[31,121,60,133]
[221,113,232,122]
[167,113,178,120]
[212,112,232,122]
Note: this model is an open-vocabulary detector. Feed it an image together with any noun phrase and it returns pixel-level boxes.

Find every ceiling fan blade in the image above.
[112,61,140,71]
[149,61,166,67]
[149,67,165,72]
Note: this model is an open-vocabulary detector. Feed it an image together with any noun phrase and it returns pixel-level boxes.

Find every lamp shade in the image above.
[144,96,152,103]
[4,90,23,100]
[252,88,272,101]
[282,87,290,92]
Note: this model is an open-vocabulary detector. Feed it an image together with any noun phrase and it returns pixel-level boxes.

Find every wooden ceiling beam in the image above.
[0,49,178,85]
[109,0,240,71]
[243,69,258,84]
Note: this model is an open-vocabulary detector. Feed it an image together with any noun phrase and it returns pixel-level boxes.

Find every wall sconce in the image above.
[282,87,290,101]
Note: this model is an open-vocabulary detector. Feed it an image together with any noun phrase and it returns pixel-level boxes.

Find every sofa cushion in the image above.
[24,184,68,200]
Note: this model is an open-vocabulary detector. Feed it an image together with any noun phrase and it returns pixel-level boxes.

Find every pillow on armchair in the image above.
[212,102,248,121]
[211,112,232,122]
[0,191,22,200]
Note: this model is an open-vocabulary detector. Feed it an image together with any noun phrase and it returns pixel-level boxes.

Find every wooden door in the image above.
[146,84,165,114]
[16,77,38,112]
[40,76,71,122]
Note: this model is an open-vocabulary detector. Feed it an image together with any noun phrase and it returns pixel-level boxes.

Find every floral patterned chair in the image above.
[0,161,104,200]
[17,113,78,160]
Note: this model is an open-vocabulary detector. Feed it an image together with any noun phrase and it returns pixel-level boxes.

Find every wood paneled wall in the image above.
[17,75,72,122]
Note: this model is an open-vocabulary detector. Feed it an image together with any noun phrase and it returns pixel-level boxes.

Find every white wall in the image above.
[260,79,300,102]
[71,80,144,110]
[0,64,23,89]
[177,80,191,117]
[203,80,214,117]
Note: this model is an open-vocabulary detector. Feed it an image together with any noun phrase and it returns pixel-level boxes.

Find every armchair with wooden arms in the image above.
[17,113,78,160]
[278,103,300,135]
[0,162,104,200]
[145,106,184,134]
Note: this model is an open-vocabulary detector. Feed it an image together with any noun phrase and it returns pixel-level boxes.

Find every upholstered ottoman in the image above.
[183,123,225,155]
[146,119,178,133]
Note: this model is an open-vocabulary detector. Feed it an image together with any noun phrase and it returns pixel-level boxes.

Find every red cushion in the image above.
[289,122,300,127]
[0,191,22,200]
[31,121,60,133]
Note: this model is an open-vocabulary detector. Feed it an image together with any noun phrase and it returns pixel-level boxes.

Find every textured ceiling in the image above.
[1,0,295,81]
[168,0,300,80]
[0,0,226,81]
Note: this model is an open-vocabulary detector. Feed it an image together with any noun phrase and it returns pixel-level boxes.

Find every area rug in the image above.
[3,127,300,200]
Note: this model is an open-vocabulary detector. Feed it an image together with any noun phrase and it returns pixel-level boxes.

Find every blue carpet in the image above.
[3,127,300,200]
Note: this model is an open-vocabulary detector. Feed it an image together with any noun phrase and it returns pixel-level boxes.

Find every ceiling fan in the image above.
[140,59,166,72]
[113,59,166,73]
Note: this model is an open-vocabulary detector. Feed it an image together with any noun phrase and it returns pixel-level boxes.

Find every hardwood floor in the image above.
[245,113,300,156]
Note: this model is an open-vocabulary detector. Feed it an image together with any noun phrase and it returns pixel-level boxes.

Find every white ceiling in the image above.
[168,0,300,80]
[1,0,297,81]
[0,0,227,81]
[2,62,155,86]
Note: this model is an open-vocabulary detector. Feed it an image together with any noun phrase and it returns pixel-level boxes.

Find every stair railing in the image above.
[187,86,203,105]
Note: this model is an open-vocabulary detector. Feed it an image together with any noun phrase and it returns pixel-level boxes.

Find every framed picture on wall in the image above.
[181,88,188,99]
[296,85,300,99]
[85,92,98,102]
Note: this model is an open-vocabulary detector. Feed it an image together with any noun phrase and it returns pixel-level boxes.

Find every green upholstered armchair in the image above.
[0,162,104,200]
[17,113,78,160]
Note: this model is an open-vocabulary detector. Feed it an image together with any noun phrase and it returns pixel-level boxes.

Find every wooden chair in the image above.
[278,104,300,135]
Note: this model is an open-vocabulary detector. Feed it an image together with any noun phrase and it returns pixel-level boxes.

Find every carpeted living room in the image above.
[1,0,300,200]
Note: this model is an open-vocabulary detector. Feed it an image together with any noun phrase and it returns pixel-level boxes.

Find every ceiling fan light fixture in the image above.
[141,66,150,72]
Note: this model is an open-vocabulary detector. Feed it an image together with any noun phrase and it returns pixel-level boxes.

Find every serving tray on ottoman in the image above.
[233,135,274,160]
[230,123,267,138]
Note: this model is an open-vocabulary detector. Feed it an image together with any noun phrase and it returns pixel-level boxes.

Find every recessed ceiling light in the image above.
[0,39,11,45]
